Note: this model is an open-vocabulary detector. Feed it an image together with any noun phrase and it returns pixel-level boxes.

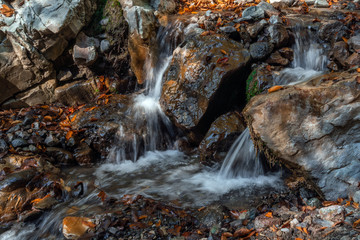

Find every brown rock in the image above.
[333,41,349,67]
[267,51,290,66]
[345,53,360,67]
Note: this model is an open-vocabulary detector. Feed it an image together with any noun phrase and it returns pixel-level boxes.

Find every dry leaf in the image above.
[265,212,273,218]
[353,219,360,228]
[233,228,252,237]
[221,49,227,55]
[66,131,73,141]
[268,86,283,93]
[98,191,107,202]
[0,4,15,17]
[44,116,53,122]
[342,37,348,44]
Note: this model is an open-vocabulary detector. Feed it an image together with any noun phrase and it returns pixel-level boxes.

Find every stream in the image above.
[0,21,329,239]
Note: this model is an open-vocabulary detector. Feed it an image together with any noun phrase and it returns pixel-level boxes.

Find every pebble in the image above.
[0,139,8,152]
[11,138,28,148]
[100,40,110,53]
[44,134,60,147]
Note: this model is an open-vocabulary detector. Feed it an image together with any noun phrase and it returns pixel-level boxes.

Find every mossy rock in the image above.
[245,64,275,102]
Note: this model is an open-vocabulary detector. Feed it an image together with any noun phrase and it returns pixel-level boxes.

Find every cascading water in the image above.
[275,25,328,85]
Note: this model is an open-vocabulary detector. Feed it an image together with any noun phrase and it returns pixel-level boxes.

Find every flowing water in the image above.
[0,21,330,240]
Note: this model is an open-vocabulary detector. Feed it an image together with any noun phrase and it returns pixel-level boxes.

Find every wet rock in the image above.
[348,35,360,52]
[315,0,329,8]
[241,6,265,21]
[100,40,111,53]
[18,210,43,222]
[0,139,8,153]
[278,47,294,61]
[257,1,280,17]
[267,51,290,66]
[0,169,37,192]
[44,134,60,147]
[219,26,240,41]
[154,0,177,14]
[327,61,339,71]
[243,71,360,199]
[269,0,295,7]
[346,53,360,66]
[250,42,273,60]
[74,142,94,166]
[196,205,224,228]
[307,198,322,208]
[319,206,345,222]
[199,112,245,161]
[254,214,281,230]
[269,15,282,25]
[247,20,268,39]
[54,79,97,106]
[333,41,349,67]
[11,138,28,148]
[57,70,73,82]
[161,34,251,142]
[246,64,274,101]
[63,216,95,239]
[353,191,360,204]
[73,32,99,66]
[33,196,58,210]
[46,147,74,165]
[268,24,289,48]
[319,21,345,43]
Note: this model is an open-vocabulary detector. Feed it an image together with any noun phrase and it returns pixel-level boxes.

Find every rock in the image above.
[278,47,294,61]
[346,53,360,67]
[196,205,224,228]
[219,26,240,41]
[100,40,111,53]
[348,35,360,52]
[314,0,329,8]
[353,191,360,204]
[99,18,109,26]
[246,64,274,101]
[307,198,322,208]
[74,142,94,166]
[54,79,97,106]
[199,112,245,161]
[0,139,8,153]
[11,138,28,148]
[254,214,281,230]
[242,6,265,21]
[333,42,349,67]
[267,51,290,66]
[319,21,345,43]
[33,196,58,210]
[0,0,96,106]
[154,0,177,14]
[257,1,280,17]
[250,42,273,60]
[0,169,37,192]
[73,32,99,66]
[62,216,95,239]
[46,147,74,165]
[44,134,60,147]
[269,15,282,25]
[57,70,73,82]
[327,61,339,71]
[269,0,295,7]
[268,24,289,48]
[161,34,251,142]
[319,206,345,222]
[247,20,268,39]
[243,71,360,199]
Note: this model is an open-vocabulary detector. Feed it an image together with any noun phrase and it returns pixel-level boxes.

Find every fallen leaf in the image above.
[138,215,148,220]
[342,37,348,44]
[198,206,206,211]
[31,194,51,204]
[356,76,360,84]
[353,202,359,209]
[265,212,273,218]
[0,5,15,17]
[44,116,53,122]
[216,57,229,64]
[268,86,283,93]
[354,219,360,228]
[322,201,338,207]
[357,68,360,73]
[97,191,107,202]
[66,131,73,141]
[70,114,77,122]
[233,228,252,237]
[222,232,233,237]
[221,49,227,55]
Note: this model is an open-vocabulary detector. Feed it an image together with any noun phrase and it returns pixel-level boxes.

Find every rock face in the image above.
[243,71,360,199]
[0,0,96,105]
[161,34,251,142]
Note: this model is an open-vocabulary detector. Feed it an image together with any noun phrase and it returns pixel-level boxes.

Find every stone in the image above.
[269,15,282,25]
[243,71,360,199]
[46,147,74,165]
[242,6,265,21]
[11,138,28,148]
[155,0,177,14]
[346,53,360,67]
[278,47,294,61]
[269,0,295,7]
[319,21,345,43]
[247,20,268,39]
[62,216,95,239]
[99,18,109,26]
[0,0,96,106]
[73,32,99,66]
[314,0,329,8]
[307,198,322,208]
[57,70,73,82]
[74,142,94,166]
[0,139,8,153]
[319,206,345,222]
[199,112,245,161]
[0,169,37,192]
[333,41,349,67]
[219,26,240,41]
[254,214,281,230]
[161,34,251,142]
[246,64,275,101]
[54,79,97,106]
[100,40,111,53]
[353,191,360,204]
[44,134,60,147]
[348,35,360,52]
[268,24,289,48]
[33,196,58,210]
[267,51,290,66]
[327,61,339,71]
[257,1,280,17]
[250,42,273,60]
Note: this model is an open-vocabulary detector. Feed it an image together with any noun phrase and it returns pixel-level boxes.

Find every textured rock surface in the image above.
[161,34,251,142]
[0,0,96,105]
[243,71,360,199]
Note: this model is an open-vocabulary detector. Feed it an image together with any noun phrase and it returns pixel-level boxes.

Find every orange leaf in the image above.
[97,191,107,202]
[295,238,304,240]
[342,37,348,44]
[303,227,309,235]
[43,116,53,122]
[222,232,233,237]
[66,131,73,141]
[0,5,15,17]
[70,114,77,122]
[233,228,252,237]
[266,65,272,71]
[198,206,206,211]
[296,226,303,232]
[353,219,360,228]
[353,202,359,209]
[268,86,283,93]
[31,194,51,204]
[156,219,161,227]
[357,68,360,73]
[221,49,227,55]
[82,220,96,228]
[264,212,273,218]
[323,201,338,207]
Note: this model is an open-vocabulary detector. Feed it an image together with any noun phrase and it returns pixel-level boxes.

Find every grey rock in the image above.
[333,41,349,67]
[15,131,30,140]
[11,138,28,148]
[28,145,37,152]
[46,147,74,165]
[319,21,345,43]
[353,191,360,204]
[257,1,280,17]
[268,24,289,48]
[313,218,334,228]
[319,205,345,222]
[54,79,97,106]
[314,0,329,8]
[242,6,265,21]
[44,134,60,147]
[269,15,282,25]
[100,40,111,53]
[348,35,360,52]
[0,139,8,153]
[346,53,360,66]
[99,18,109,26]
[0,169,37,192]
[307,198,322,208]
[73,32,99,66]
[250,42,273,60]
[57,70,73,82]
[269,0,295,6]
[247,19,267,38]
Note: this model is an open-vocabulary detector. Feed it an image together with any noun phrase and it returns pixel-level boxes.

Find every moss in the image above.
[245,69,260,102]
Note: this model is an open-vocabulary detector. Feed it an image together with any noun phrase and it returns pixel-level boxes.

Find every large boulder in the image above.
[161,34,251,143]
[243,70,360,199]
[0,0,96,106]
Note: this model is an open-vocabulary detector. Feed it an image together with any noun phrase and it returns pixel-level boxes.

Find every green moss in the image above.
[245,69,260,102]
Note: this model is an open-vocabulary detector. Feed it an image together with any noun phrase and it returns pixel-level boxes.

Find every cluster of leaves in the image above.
[0,4,15,17]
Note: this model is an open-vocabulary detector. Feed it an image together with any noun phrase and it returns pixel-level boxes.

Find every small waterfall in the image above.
[108,21,185,163]
[218,128,264,178]
[275,25,328,85]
